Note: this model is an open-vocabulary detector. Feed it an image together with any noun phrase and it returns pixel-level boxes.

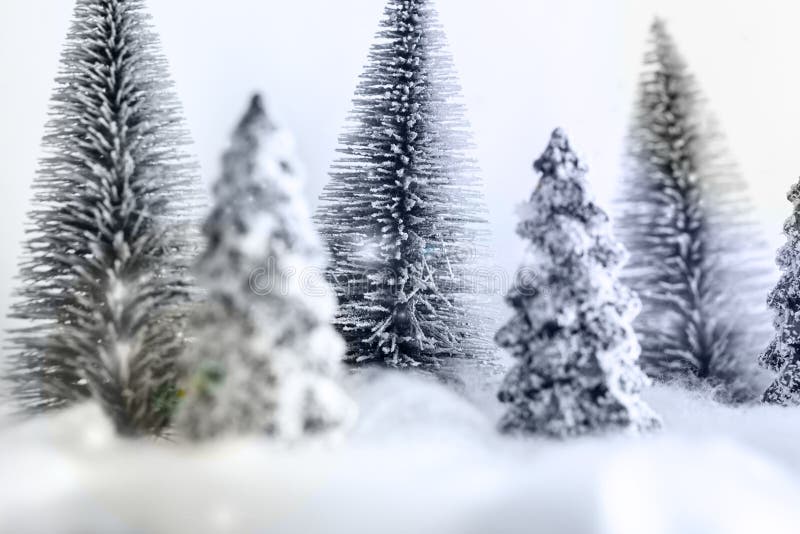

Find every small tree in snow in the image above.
[497,129,661,438]
[316,0,493,373]
[6,0,200,435]
[760,179,800,406]
[616,19,771,400]
[176,95,355,441]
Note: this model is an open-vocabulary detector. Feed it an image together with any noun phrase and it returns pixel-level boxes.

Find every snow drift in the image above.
[1,373,799,534]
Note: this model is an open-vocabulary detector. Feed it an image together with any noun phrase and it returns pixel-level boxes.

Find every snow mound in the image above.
[460,438,800,534]
[1,376,799,534]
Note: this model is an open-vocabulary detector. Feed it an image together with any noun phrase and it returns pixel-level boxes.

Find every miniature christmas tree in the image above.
[6,0,200,435]
[176,95,355,441]
[497,129,661,438]
[759,178,800,406]
[616,18,771,400]
[316,0,493,373]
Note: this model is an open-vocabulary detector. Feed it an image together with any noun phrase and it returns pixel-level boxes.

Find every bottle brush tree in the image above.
[497,129,661,438]
[616,18,771,401]
[316,0,493,373]
[176,95,356,441]
[6,0,200,435]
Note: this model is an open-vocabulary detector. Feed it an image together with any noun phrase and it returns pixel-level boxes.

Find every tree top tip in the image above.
[236,92,271,134]
[549,128,568,146]
[533,128,586,176]
[249,93,265,114]
[650,16,668,35]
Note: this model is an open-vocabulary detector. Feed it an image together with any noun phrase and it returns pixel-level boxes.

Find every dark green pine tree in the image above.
[6,0,200,435]
[316,0,492,372]
[616,18,771,401]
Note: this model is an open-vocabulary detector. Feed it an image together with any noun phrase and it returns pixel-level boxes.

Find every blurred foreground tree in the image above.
[176,95,356,441]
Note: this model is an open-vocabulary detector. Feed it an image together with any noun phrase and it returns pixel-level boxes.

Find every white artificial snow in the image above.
[0,375,799,534]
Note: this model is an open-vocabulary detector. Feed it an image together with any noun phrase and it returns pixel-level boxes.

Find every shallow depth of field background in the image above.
[1,0,799,342]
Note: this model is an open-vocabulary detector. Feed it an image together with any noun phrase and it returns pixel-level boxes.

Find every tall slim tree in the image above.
[316,0,492,372]
[760,180,800,406]
[176,95,355,441]
[6,0,200,434]
[497,129,660,438]
[616,18,771,400]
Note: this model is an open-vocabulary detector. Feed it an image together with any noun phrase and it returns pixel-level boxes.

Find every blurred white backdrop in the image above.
[1,0,799,340]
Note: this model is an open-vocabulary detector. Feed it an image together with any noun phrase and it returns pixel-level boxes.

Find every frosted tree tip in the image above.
[650,17,668,36]
[244,93,267,123]
[549,128,569,147]
[250,93,265,113]
[534,128,585,176]
[236,92,271,134]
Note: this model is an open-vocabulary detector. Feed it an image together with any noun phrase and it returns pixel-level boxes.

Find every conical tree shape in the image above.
[497,129,661,438]
[176,95,356,441]
[616,19,771,401]
[760,179,800,405]
[316,0,493,373]
[6,0,200,435]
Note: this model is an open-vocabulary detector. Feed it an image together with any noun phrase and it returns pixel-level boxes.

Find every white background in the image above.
[0,0,798,337]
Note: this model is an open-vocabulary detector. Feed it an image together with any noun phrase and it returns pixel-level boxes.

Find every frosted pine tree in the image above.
[316,0,492,372]
[176,95,355,441]
[497,129,661,438]
[759,180,800,406]
[6,0,200,434]
[616,19,771,400]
